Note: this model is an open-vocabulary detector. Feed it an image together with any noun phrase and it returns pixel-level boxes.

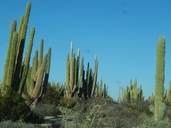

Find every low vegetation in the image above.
[1,1,171,128]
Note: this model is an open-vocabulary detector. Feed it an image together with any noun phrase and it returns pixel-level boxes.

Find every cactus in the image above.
[95,76,108,98]
[24,41,51,106]
[1,2,51,107]
[31,54,47,99]
[65,42,81,98]
[148,93,154,103]
[154,36,166,120]
[91,55,98,97]
[166,81,171,102]
[1,20,17,93]
[18,27,35,95]
[65,42,107,100]
[1,2,32,95]
[119,78,144,102]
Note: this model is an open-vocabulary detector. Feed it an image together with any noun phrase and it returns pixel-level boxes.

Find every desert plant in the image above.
[65,42,100,99]
[133,119,171,128]
[1,2,51,107]
[59,97,76,108]
[0,87,44,124]
[0,120,41,128]
[31,103,61,117]
[119,78,144,103]
[41,82,65,106]
[0,88,31,122]
[154,36,166,120]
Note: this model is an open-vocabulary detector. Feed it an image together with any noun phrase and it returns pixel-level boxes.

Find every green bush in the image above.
[0,88,44,124]
[31,103,61,117]
[59,97,76,108]
[0,120,40,128]
[0,88,31,122]
[41,84,63,105]
[134,119,171,128]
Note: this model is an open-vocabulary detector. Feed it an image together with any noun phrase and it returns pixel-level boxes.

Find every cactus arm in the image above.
[31,54,47,99]
[38,39,44,67]
[18,27,35,95]
[1,20,17,93]
[6,32,18,87]
[91,55,98,97]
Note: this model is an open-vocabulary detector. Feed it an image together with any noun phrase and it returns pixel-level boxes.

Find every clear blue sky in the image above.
[0,0,171,100]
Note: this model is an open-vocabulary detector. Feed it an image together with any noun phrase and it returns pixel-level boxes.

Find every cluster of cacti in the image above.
[65,42,82,98]
[25,41,51,106]
[1,2,51,106]
[1,2,32,95]
[95,77,108,98]
[65,42,108,99]
[2,3,171,124]
[148,93,154,102]
[118,78,144,103]
[50,81,65,97]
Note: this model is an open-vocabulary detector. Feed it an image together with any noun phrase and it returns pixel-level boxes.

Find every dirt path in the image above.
[38,115,62,127]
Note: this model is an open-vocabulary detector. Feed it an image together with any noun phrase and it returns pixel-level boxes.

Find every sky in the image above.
[0,0,171,101]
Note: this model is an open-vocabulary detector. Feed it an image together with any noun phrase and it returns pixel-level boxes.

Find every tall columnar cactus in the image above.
[66,42,82,98]
[1,2,32,94]
[1,20,17,93]
[91,55,98,97]
[65,42,102,99]
[154,36,166,120]
[24,41,51,106]
[1,2,51,106]
[18,27,35,95]
[31,54,47,99]
[95,78,108,98]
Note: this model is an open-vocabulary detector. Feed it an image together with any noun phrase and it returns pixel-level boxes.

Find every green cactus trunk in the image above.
[154,36,166,120]
[1,2,51,107]
[1,20,17,93]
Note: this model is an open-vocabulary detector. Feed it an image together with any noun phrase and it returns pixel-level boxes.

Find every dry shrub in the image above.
[59,97,76,108]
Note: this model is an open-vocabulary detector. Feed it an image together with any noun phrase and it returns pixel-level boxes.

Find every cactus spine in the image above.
[154,36,166,120]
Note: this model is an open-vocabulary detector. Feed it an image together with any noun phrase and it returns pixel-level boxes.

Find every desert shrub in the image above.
[59,97,76,108]
[120,100,153,117]
[164,108,171,122]
[31,103,61,117]
[41,84,62,105]
[0,120,40,128]
[0,88,44,124]
[52,98,154,128]
[106,101,152,127]
[0,88,31,122]
[24,111,44,124]
[57,97,120,127]
[134,119,171,128]
[70,99,151,128]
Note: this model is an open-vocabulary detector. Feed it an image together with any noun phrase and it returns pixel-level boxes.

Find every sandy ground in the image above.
[38,115,63,127]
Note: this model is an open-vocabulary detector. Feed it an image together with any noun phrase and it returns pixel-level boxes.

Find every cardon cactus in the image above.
[154,36,166,120]
[119,78,144,102]
[1,2,51,107]
[1,2,32,94]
